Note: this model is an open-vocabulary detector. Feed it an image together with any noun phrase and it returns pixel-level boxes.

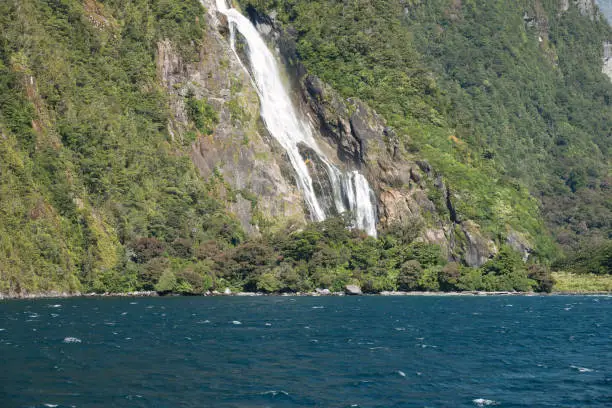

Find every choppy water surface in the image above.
[0,296,610,407]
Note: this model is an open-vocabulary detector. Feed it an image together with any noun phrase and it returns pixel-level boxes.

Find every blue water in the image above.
[0,296,610,407]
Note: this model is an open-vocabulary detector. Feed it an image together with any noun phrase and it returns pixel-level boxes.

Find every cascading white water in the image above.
[215,0,377,236]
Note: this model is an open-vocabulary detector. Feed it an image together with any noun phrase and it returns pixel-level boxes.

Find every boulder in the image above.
[223,288,232,295]
[345,285,363,295]
[315,288,331,295]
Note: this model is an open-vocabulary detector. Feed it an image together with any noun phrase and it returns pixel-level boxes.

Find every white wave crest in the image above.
[571,365,594,373]
[473,398,499,406]
[261,390,289,397]
[63,337,82,344]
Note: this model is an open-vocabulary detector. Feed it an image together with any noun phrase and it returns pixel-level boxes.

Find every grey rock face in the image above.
[345,285,363,295]
[506,230,533,262]
[461,221,498,268]
[157,3,306,234]
[303,75,362,165]
[296,143,340,218]
[574,0,596,17]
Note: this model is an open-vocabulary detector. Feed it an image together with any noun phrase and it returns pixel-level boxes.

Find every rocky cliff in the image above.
[159,0,308,235]
[189,1,507,266]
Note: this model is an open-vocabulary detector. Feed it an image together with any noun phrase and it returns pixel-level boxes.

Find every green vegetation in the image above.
[0,0,609,295]
[0,0,244,294]
[187,92,219,135]
[188,216,553,294]
[553,240,612,274]
[552,271,612,292]
[239,0,611,270]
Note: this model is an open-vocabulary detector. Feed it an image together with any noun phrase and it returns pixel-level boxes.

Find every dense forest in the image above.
[0,0,609,296]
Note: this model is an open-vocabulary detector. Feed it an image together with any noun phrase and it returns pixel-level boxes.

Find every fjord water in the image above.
[1,296,610,408]
[215,0,378,236]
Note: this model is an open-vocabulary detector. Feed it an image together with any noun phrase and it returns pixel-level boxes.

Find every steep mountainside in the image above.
[0,0,246,293]
[0,0,609,295]
[239,0,611,269]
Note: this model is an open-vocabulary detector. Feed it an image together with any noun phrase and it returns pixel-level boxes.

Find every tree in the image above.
[256,272,282,293]
[527,264,554,293]
[397,260,423,291]
[131,238,166,264]
[155,270,177,293]
[439,262,461,291]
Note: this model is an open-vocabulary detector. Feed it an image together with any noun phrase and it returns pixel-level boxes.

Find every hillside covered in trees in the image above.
[0,0,609,296]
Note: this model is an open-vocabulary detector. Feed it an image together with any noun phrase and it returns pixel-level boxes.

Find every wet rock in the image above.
[215,12,229,35]
[303,75,361,165]
[297,143,339,217]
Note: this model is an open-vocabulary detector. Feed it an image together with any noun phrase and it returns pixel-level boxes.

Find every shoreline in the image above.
[1,290,610,300]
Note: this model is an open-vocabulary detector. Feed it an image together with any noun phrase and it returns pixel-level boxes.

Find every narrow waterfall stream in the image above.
[215,0,377,236]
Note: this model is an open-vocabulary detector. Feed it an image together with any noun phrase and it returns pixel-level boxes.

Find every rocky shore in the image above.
[1,287,608,300]
[0,291,158,300]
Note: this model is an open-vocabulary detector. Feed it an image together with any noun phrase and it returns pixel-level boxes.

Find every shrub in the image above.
[170,238,193,259]
[138,257,170,290]
[186,94,218,135]
[361,274,397,293]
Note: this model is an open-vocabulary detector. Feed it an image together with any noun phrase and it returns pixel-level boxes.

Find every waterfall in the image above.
[215,0,377,237]
[596,0,612,22]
